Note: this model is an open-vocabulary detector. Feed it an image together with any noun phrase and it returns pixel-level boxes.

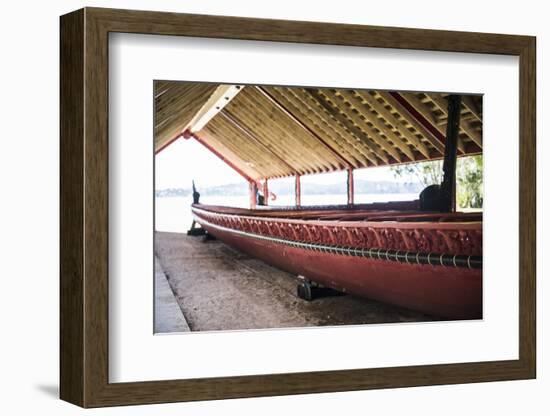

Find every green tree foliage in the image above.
[391,159,443,188]
[456,155,483,209]
[391,155,483,209]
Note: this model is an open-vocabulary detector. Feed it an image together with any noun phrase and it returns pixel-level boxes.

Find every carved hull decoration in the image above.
[192,202,482,319]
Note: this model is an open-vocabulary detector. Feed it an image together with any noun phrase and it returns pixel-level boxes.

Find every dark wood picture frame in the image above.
[60,7,536,408]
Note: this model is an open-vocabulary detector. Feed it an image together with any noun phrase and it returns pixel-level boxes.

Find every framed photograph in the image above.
[60,7,536,408]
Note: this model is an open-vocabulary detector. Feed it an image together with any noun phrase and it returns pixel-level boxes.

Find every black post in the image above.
[440,95,462,212]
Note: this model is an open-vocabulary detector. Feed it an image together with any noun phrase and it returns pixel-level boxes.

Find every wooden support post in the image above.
[249,181,258,209]
[347,168,354,205]
[262,179,269,206]
[295,174,301,207]
[441,95,462,212]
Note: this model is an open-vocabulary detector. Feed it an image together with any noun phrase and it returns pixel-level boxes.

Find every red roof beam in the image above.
[183,130,257,184]
[389,91,482,155]
[155,131,183,155]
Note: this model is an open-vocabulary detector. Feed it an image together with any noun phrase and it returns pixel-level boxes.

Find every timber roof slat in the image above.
[205,116,291,178]
[398,92,467,154]
[427,93,483,147]
[211,105,311,175]
[462,95,483,122]
[351,90,431,159]
[247,87,344,172]
[377,91,447,155]
[336,90,416,161]
[221,88,334,174]
[305,89,392,164]
[155,83,218,149]
[256,86,355,171]
[318,88,405,162]
[275,87,379,166]
[197,130,264,179]
[218,110,302,175]
[264,87,365,169]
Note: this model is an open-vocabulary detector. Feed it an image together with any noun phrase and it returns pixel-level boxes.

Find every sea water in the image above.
[155,193,419,233]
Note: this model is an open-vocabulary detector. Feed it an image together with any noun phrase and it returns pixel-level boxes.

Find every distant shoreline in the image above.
[156,180,422,198]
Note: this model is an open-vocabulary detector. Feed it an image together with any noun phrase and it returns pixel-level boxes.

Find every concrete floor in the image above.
[154,231,439,332]
[154,255,190,333]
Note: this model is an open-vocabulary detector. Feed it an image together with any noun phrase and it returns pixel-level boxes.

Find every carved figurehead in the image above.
[192,180,200,204]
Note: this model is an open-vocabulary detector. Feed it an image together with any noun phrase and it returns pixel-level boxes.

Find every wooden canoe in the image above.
[191,200,482,319]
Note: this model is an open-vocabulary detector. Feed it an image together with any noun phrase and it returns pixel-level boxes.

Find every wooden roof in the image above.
[154,82,482,181]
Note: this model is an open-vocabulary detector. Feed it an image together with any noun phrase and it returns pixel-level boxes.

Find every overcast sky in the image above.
[155,137,403,190]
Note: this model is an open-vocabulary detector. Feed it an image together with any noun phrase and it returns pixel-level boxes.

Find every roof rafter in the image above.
[155,84,217,152]
[461,95,482,122]
[335,90,416,161]
[351,90,431,159]
[397,92,466,154]
[317,89,404,162]
[427,93,482,147]
[218,110,302,175]
[273,87,379,167]
[185,84,244,133]
[307,89,397,164]
[256,86,355,170]
[204,119,291,177]
[380,92,446,156]
[226,88,328,174]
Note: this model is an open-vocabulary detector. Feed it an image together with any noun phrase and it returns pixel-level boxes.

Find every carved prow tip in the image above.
[192,180,200,204]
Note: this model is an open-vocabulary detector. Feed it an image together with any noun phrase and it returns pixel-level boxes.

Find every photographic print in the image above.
[153,83,483,333]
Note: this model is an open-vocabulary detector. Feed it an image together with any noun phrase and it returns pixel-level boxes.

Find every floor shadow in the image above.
[35,384,59,398]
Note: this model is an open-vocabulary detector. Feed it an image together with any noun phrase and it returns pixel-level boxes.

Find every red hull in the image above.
[193,203,482,319]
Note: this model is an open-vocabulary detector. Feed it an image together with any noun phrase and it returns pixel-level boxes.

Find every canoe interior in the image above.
[193,200,482,224]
